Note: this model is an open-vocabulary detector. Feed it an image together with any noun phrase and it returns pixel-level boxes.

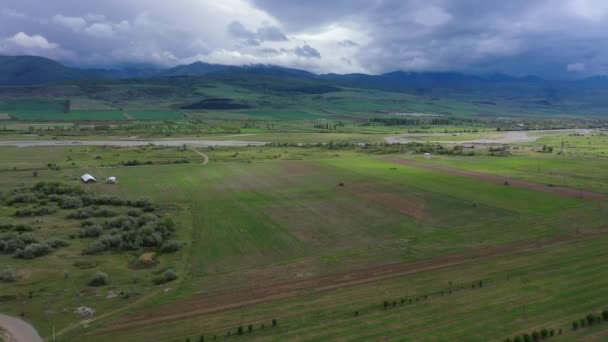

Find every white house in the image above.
[424,153,432,159]
[81,174,97,183]
[106,176,117,184]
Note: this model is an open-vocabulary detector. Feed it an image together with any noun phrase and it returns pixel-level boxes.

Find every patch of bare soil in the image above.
[282,161,319,176]
[347,183,426,220]
[383,157,606,200]
[92,227,608,335]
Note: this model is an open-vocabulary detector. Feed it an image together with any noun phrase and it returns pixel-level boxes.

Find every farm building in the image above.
[106,176,117,184]
[81,174,97,183]
[424,153,432,159]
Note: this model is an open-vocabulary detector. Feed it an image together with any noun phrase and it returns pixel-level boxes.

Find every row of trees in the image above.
[505,328,560,342]
[572,310,608,331]
[184,319,278,342]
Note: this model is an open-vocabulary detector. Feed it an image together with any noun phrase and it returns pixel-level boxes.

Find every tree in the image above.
[531,331,539,341]
[572,321,579,330]
[33,171,38,178]
[237,326,243,335]
[272,319,277,327]
[199,335,204,342]
[587,313,596,325]
[522,333,531,342]
[248,324,253,333]
[540,329,548,338]
[602,310,608,321]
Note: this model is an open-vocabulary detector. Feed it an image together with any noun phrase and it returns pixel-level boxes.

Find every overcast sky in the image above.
[1,0,607,77]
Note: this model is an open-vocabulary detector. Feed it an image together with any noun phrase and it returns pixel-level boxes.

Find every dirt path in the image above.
[0,139,267,148]
[91,227,608,335]
[0,314,43,342]
[383,157,606,200]
[189,147,209,165]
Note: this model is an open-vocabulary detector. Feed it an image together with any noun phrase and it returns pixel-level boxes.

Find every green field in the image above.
[0,139,607,341]
[127,110,185,121]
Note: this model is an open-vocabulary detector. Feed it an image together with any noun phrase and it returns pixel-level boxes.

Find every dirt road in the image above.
[0,314,43,342]
[0,139,267,148]
[383,157,606,200]
[189,147,209,165]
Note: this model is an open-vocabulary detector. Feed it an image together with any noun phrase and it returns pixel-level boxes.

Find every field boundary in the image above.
[89,226,608,335]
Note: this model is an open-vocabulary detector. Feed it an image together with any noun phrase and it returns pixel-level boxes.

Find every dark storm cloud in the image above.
[1,0,608,76]
[294,45,321,58]
[228,21,288,44]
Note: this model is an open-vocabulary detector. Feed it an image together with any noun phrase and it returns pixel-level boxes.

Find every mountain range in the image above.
[2,55,603,89]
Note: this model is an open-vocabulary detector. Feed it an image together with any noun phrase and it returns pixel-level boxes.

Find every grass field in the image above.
[0,133,607,341]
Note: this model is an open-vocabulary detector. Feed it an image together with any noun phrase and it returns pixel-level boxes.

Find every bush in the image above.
[160,240,182,253]
[89,271,109,286]
[79,224,104,238]
[46,239,69,248]
[153,269,178,285]
[58,195,83,209]
[14,243,53,259]
[7,193,39,205]
[0,224,33,232]
[15,205,57,217]
[0,267,17,282]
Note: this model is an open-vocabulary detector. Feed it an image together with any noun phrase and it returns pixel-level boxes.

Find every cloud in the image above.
[6,32,58,49]
[228,21,287,43]
[1,8,25,18]
[1,1,608,76]
[294,45,321,58]
[52,14,87,32]
[84,22,114,38]
[567,62,586,72]
[0,32,73,60]
[338,40,358,47]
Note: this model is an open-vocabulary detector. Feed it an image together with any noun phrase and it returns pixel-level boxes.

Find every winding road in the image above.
[0,314,43,342]
[189,147,209,165]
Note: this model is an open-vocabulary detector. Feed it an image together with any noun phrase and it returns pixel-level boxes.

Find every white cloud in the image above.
[52,14,87,32]
[84,23,114,38]
[7,32,58,49]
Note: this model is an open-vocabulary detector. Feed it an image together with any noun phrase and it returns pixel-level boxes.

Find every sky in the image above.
[1,0,607,77]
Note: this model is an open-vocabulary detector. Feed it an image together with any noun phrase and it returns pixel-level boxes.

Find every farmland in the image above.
[0,127,607,341]
[1,69,608,341]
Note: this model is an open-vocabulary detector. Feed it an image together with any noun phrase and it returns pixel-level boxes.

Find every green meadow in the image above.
[0,132,607,341]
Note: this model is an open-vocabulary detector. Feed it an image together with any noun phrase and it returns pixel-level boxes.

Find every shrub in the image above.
[79,225,103,238]
[7,193,39,205]
[58,195,83,209]
[15,205,57,217]
[127,209,142,217]
[46,239,69,248]
[0,267,17,282]
[160,240,182,253]
[89,271,109,286]
[14,243,53,259]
